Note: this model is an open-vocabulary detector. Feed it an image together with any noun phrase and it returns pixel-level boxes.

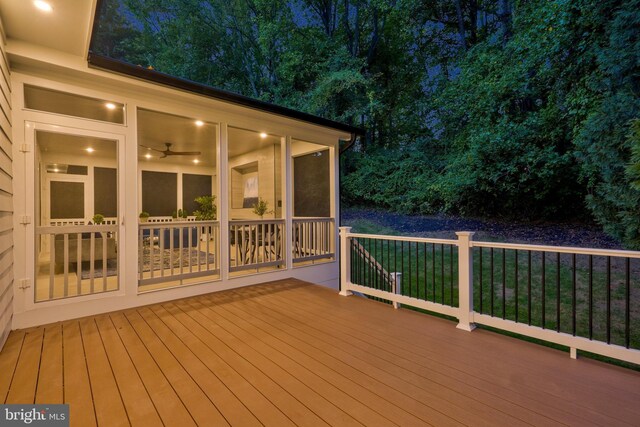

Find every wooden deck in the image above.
[1,279,639,426]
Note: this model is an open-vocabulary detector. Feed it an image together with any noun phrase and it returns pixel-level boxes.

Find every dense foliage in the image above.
[94,0,640,246]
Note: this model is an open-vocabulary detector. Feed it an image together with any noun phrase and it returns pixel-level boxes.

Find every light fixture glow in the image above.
[193,159,200,164]
[260,132,268,139]
[52,168,59,173]
[105,102,116,110]
[145,153,152,159]
[195,120,204,127]
[34,1,53,12]
[86,148,94,153]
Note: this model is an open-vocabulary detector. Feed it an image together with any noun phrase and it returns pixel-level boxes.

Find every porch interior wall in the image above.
[229,145,279,219]
[0,17,13,351]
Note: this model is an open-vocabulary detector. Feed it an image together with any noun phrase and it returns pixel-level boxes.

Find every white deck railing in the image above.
[138,221,219,286]
[36,224,119,300]
[339,227,640,365]
[292,217,335,264]
[229,220,285,272]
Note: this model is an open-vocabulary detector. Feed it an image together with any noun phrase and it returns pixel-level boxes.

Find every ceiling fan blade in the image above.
[139,144,164,153]
[165,151,202,156]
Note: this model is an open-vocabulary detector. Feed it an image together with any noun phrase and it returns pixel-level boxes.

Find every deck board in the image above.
[120,310,227,427]
[35,324,63,404]
[93,315,162,427]
[0,330,24,403]
[79,317,129,427]
[0,279,639,427]
[62,321,97,427]
[219,288,532,427]
[5,328,43,404]
[155,303,331,427]
[135,306,280,427]
[245,284,604,425]
[284,283,640,424]
[206,294,445,426]
[108,312,197,427]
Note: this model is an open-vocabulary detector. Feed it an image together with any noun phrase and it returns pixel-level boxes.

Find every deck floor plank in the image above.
[223,287,533,427]
[249,284,609,426]
[0,330,25,403]
[152,303,331,427]
[93,315,163,427]
[167,301,361,427]
[283,282,640,424]
[61,321,96,427]
[5,328,44,404]
[108,312,197,427]
[79,317,130,427]
[0,279,639,427]
[175,298,397,427]
[204,294,451,426]
[136,306,280,427]
[184,296,439,427]
[296,283,640,398]
[120,309,229,427]
[35,324,63,404]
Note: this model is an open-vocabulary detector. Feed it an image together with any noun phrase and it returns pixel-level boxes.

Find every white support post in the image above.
[218,123,230,280]
[570,347,578,360]
[391,272,402,309]
[339,226,352,296]
[284,136,293,271]
[456,231,476,331]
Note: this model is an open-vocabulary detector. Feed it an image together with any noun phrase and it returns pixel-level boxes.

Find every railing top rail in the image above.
[472,240,640,258]
[230,219,286,225]
[139,220,219,229]
[292,217,335,221]
[38,224,118,234]
[346,232,459,246]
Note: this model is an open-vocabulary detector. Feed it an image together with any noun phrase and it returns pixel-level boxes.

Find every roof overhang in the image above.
[87,53,365,137]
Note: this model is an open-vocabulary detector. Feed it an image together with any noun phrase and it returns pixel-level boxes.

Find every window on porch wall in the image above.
[228,127,284,275]
[34,131,119,302]
[292,139,335,265]
[137,108,219,291]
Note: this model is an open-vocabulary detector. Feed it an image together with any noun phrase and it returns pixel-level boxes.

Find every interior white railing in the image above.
[292,217,335,264]
[138,221,219,286]
[229,219,285,272]
[36,224,119,301]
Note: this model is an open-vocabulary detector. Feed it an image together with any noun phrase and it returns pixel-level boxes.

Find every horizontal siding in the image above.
[0,25,11,352]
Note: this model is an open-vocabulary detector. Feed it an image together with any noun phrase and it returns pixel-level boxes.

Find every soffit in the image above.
[0,0,94,57]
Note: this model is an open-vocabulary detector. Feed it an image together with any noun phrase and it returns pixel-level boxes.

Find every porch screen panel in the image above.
[293,150,330,217]
[142,171,177,216]
[94,167,117,217]
[50,181,84,219]
[182,174,212,214]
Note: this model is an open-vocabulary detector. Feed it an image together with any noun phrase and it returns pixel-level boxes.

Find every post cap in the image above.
[455,231,475,238]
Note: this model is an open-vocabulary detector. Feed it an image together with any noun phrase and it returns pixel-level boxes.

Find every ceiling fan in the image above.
[140,142,201,158]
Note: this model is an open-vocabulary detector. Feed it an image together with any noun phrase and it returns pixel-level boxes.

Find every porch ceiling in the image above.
[1,279,638,426]
[0,0,95,57]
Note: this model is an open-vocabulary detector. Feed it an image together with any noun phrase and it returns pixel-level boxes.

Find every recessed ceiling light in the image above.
[145,153,152,159]
[260,132,268,139]
[52,168,59,173]
[193,159,200,164]
[34,1,53,12]
[86,148,94,153]
[105,102,116,110]
[195,120,204,127]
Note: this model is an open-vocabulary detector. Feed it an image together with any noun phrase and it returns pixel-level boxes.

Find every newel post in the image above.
[339,226,352,296]
[456,232,476,331]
